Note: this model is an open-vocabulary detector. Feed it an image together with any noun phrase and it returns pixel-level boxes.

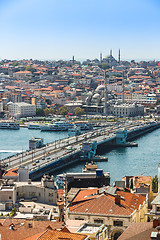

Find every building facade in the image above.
[8,102,36,117]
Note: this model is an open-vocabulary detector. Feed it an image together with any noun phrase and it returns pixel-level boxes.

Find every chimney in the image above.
[28,179,31,184]
[115,195,121,205]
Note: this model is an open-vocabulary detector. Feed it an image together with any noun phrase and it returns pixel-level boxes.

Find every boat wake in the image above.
[0,150,22,153]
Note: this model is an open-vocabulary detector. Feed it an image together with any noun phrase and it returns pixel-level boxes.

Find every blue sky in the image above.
[0,0,160,61]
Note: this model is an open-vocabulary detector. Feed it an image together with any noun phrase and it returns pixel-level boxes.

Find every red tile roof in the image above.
[72,188,98,204]
[0,219,62,240]
[118,222,153,240]
[24,227,87,240]
[69,194,132,216]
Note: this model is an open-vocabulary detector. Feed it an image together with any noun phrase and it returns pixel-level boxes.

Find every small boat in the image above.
[82,161,98,172]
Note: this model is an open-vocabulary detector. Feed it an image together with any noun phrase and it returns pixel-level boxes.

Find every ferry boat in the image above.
[0,122,19,130]
[28,124,41,130]
[41,121,74,131]
[75,121,93,130]
[68,125,81,137]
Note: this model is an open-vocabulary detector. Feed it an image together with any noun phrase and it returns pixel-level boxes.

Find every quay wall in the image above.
[30,150,81,180]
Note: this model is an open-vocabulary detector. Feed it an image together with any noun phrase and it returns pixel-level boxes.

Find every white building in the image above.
[16,175,57,205]
[0,183,16,210]
[8,102,36,117]
[0,175,57,210]
[110,103,144,117]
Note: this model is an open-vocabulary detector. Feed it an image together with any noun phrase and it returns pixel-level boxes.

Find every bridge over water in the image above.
[3,121,160,180]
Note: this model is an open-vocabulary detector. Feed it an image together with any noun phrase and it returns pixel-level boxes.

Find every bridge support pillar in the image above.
[116,129,127,145]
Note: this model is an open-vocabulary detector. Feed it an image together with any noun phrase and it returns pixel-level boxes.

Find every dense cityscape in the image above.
[0,51,160,240]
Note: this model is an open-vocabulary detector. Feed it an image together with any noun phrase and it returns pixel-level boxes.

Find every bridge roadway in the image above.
[3,121,160,174]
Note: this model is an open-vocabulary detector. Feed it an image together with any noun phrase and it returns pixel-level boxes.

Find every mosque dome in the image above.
[95,85,105,92]
[87,91,93,96]
[7,101,13,105]
[92,93,100,99]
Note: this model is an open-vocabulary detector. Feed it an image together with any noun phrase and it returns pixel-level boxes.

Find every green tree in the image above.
[43,108,54,116]
[98,63,110,70]
[12,61,20,66]
[25,65,35,73]
[36,108,44,116]
[59,106,69,116]
[74,107,85,116]
[152,175,158,193]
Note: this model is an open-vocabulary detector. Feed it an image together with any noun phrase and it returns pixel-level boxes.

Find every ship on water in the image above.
[28,123,41,129]
[40,121,73,131]
[0,122,19,130]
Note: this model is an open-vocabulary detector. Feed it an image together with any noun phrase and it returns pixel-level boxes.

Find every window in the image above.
[94,219,103,224]
[113,220,123,226]
[157,207,160,212]
[49,192,53,197]
[75,217,84,220]
[29,192,35,197]
[9,196,12,200]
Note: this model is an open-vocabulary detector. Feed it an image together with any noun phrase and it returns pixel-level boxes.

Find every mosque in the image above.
[101,49,120,66]
[81,84,113,115]
[81,72,144,117]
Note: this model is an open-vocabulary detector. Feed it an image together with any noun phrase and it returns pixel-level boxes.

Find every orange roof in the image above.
[69,194,132,216]
[116,190,146,211]
[0,219,62,240]
[70,191,146,216]
[4,168,18,177]
[24,228,87,240]
[14,71,31,74]
[72,188,98,204]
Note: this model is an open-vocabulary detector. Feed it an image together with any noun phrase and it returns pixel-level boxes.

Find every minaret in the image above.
[109,50,112,68]
[118,49,120,64]
[104,71,109,115]
[100,53,102,63]
[122,71,125,104]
